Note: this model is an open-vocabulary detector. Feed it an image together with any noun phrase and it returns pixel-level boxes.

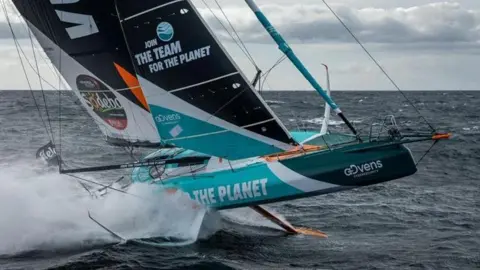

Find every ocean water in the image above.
[0,90,478,270]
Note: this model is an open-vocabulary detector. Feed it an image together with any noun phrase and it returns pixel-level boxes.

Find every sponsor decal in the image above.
[155,113,183,137]
[156,22,174,42]
[36,141,60,166]
[154,113,183,137]
[344,160,383,178]
[169,124,183,138]
[190,178,268,205]
[76,75,128,130]
[50,0,99,39]
[37,146,56,161]
[132,21,212,73]
[155,113,181,124]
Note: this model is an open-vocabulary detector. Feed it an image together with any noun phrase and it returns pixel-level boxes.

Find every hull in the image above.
[131,136,417,210]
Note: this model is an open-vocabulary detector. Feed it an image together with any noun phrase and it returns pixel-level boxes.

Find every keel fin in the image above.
[249,205,327,238]
[250,205,297,233]
[294,227,328,238]
[88,211,127,243]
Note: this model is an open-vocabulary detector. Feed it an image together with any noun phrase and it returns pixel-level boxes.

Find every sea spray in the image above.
[0,161,209,255]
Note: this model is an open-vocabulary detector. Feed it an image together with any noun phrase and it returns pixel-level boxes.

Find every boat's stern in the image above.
[341,143,417,187]
[278,142,417,190]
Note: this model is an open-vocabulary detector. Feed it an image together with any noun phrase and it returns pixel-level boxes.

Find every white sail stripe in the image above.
[78,86,142,93]
[166,130,228,142]
[122,0,184,22]
[116,86,142,92]
[165,118,276,142]
[242,118,276,128]
[139,75,293,151]
[268,162,338,193]
[169,72,239,93]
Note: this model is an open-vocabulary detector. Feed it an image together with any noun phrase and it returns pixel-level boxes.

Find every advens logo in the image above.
[344,160,383,178]
[76,75,128,130]
[155,113,181,124]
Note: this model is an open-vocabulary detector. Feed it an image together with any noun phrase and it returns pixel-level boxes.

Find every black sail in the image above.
[115,0,297,159]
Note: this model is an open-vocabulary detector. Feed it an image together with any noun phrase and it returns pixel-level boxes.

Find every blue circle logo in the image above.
[156,22,174,42]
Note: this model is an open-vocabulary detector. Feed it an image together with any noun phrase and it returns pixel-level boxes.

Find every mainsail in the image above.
[12,0,161,147]
[115,0,297,160]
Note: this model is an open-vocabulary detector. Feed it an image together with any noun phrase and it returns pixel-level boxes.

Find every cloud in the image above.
[1,1,479,47]
[198,2,480,46]
[0,22,28,39]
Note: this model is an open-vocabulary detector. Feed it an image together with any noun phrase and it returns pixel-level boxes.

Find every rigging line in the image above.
[415,140,438,166]
[68,94,112,142]
[36,0,66,91]
[0,8,61,91]
[212,0,259,70]
[120,102,151,162]
[200,0,259,70]
[262,55,286,81]
[2,1,52,142]
[260,54,287,91]
[261,54,287,84]
[15,2,62,90]
[1,3,62,91]
[65,173,144,199]
[58,9,64,172]
[11,37,62,90]
[27,27,56,144]
[205,86,249,124]
[7,1,61,83]
[321,0,436,132]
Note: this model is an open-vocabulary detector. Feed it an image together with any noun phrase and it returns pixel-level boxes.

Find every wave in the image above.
[265,100,286,105]
[300,117,363,126]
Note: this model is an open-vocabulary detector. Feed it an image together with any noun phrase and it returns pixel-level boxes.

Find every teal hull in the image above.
[131,133,417,210]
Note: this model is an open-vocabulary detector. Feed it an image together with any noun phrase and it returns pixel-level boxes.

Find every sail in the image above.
[320,64,331,136]
[115,0,297,160]
[12,0,161,147]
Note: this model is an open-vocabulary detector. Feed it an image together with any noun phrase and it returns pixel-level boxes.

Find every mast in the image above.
[244,0,361,140]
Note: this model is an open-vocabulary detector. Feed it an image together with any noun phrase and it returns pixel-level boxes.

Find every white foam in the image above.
[0,160,208,255]
[301,117,362,126]
[265,100,286,105]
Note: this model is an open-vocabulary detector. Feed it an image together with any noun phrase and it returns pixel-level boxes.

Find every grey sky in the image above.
[200,1,480,45]
[0,0,479,90]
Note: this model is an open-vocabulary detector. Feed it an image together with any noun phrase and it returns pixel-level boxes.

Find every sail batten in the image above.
[169,72,239,93]
[165,118,277,142]
[121,0,184,22]
[116,0,297,159]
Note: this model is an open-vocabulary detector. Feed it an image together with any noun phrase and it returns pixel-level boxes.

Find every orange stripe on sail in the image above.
[114,62,150,111]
